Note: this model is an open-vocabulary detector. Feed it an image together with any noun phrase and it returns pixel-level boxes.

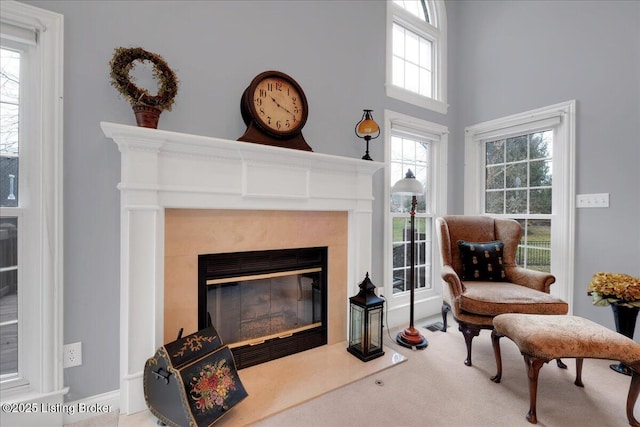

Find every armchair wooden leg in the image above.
[441,302,451,332]
[490,329,503,383]
[458,322,481,366]
[523,354,549,424]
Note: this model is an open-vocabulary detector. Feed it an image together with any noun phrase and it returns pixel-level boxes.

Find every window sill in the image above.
[0,385,69,427]
[0,385,68,403]
[386,84,449,115]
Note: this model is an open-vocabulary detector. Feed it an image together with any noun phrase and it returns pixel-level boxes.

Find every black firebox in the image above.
[198,247,328,369]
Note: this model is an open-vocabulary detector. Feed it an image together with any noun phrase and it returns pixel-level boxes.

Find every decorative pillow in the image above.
[457,240,506,281]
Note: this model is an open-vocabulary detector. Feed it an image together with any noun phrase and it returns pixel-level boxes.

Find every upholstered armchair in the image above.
[435,215,568,366]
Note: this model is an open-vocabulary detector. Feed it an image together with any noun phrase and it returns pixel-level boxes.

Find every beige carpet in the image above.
[256,320,639,427]
[90,317,638,426]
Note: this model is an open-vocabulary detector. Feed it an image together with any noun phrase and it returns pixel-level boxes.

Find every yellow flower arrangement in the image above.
[588,272,640,308]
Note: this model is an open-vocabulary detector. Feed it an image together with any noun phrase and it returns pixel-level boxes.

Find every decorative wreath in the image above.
[109,47,178,111]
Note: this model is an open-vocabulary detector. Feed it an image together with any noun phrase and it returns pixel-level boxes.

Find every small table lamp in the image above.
[392,169,428,350]
[354,109,380,161]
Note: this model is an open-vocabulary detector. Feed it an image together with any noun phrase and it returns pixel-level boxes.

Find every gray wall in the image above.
[447,0,640,331]
[23,0,640,403]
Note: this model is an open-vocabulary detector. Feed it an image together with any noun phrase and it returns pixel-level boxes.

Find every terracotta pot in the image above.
[132,104,161,129]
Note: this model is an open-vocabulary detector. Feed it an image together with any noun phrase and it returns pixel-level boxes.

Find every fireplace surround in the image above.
[102,122,384,414]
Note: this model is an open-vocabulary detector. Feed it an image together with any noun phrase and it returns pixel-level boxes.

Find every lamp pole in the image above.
[394,170,428,350]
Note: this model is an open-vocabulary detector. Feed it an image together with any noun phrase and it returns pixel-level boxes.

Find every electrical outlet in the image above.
[63,342,82,368]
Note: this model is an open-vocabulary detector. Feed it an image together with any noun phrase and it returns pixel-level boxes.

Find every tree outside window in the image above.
[485,130,553,272]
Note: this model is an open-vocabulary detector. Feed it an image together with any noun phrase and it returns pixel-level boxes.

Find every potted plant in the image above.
[109,47,178,128]
[588,271,640,375]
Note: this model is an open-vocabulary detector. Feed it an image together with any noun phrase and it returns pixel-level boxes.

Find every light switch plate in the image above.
[576,193,609,208]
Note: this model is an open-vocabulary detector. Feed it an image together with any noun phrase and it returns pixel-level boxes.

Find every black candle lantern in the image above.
[347,273,385,362]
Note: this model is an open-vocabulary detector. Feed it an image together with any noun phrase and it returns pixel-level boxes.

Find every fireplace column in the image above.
[117,140,166,414]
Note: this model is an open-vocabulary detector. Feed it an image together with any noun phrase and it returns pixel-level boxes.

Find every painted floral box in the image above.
[143,326,248,426]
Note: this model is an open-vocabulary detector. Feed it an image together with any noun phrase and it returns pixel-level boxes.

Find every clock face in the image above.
[250,75,307,136]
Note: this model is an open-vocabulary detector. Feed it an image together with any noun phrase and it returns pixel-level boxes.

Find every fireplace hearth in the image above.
[199,247,328,369]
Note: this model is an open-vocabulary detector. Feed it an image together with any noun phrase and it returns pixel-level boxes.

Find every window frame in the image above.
[0,0,65,404]
[384,110,448,326]
[386,0,448,114]
[464,101,576,310]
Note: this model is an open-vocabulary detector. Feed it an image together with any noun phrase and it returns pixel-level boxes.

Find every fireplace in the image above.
[199,247,328,369]
[101,121,383,414]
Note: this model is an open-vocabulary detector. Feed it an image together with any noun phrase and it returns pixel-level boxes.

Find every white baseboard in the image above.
[62,390,119,425]
[385,296,443,330]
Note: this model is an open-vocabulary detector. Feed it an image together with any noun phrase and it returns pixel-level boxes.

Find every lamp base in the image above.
[396,327,428,350]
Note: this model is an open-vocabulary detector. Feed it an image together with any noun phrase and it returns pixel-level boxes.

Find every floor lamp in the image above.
[393,169,428,350]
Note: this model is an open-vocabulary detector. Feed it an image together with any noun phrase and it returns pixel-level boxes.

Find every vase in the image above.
[610,303,639,375]
[132,104,161,129]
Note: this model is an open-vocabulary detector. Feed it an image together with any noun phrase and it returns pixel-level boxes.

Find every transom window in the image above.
[392,23,433,98]
[387,0,447,114]
[394,0,430,21]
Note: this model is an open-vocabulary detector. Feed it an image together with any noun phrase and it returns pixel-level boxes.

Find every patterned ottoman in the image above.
[491,313,640,426]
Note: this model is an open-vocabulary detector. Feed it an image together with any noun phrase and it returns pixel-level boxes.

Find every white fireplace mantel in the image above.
[101,122,384,414]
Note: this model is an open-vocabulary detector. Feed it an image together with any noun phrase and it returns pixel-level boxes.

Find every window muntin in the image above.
[392,23,433,98]
[483,131,553,272]
[390,132,432,294]
[485,131,552,215]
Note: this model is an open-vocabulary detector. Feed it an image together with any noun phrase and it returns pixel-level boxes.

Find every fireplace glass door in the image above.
[199,247,327,368]
[206,268,322,346]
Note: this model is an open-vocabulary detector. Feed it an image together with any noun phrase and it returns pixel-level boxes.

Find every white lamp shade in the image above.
[392,169,424,196]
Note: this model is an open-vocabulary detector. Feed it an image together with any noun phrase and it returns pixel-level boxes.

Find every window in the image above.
[387,0,448,114]
[464,101,576,309]
[1,46,21,383]
[485,130,553,272]
[0,0,64,404]
[385,110,448,322]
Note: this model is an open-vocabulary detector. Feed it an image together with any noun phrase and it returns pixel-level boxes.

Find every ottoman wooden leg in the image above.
[627,369,640,427]
[490,329,503,383]
[574,358,584,387]
[523,354,548,424]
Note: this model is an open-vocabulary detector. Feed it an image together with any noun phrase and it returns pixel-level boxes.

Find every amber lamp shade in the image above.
[355,109,380,161]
